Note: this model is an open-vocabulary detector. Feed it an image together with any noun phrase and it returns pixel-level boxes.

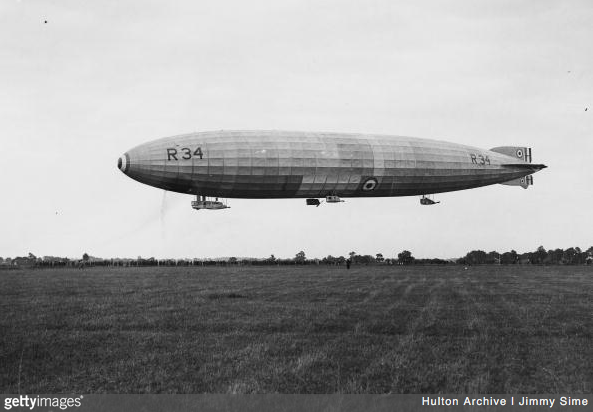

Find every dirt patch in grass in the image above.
[207,292,247,300]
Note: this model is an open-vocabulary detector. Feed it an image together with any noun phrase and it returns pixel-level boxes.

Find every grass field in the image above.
[0,265,591,393]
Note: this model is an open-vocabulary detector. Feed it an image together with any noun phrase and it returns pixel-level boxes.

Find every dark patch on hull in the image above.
[190,175,304,199]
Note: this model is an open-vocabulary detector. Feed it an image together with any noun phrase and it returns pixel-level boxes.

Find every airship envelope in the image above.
[117,130,546,209]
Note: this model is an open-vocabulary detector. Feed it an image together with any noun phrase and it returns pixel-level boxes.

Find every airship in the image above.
[117,130,546,209]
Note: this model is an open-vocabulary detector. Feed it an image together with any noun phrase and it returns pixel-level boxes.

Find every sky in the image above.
[1,0,592,260]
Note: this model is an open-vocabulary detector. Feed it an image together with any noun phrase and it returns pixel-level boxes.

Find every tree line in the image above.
[1,245,592,268]
[457,246,593,265]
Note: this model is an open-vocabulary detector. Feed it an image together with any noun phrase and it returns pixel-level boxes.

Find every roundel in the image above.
[362,177,378,191]
[516,149,523,158]
[520,178,525,184]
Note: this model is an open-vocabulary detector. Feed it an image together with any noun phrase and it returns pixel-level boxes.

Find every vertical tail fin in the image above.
[499,175,533,189]
[490,146,532,163]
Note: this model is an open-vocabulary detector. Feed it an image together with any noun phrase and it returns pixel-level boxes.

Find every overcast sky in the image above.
[1,0,591,260]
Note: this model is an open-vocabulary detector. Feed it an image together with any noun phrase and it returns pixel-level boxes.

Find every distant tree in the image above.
[348,251,356,260]
[487,251,500,264]
[425,258,450,265]
[547,248,564,264]
[518,251,532,264]
[269,254,276,263]
[562,247,577,265]
[575,247,588,264]
[397,250,415,265]
[464,250,488,265]
[0,257,3,264]
[295,251,306,264]
[375,253,384,263]
[322,255,337,265]
[563,247,587,265]
[355,254,375,265]
[533,246,547,264]
[228,257,238,264]
[82,253,89,262]
[500,250,518,264]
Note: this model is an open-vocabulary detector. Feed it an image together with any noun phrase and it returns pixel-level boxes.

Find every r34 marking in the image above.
[166,147,203,161]
[470,153,490,166]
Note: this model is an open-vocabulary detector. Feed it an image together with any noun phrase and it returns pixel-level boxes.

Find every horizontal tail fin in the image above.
[501,163,547,171]
[500,175,533,189]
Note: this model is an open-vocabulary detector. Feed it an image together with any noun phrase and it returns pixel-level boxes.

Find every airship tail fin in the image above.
[490,146,532,162]
[500,175,533,189]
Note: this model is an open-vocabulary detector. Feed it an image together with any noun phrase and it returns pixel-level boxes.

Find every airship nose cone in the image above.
[117,153,130,174]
